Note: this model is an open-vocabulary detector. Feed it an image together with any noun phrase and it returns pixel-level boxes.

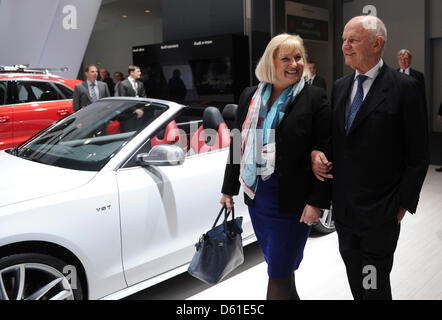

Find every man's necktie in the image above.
[346,74,368,135]
[90,82,98,102]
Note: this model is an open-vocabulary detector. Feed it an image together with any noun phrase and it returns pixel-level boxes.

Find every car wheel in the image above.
[313,205,335,234]
[0,253,83,300]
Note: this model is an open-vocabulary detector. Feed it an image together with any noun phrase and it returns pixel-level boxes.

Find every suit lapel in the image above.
[347,64,390,135]
[334,73,354,135]
[82,81,92,102]
[127,80,136,96]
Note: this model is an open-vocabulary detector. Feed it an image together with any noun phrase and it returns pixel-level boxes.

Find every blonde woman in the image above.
[220,34,331,299]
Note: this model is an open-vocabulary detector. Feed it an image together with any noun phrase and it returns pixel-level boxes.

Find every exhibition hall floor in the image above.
[126,165,442,300]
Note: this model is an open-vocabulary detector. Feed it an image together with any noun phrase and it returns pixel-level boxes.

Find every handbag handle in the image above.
[212,205,235,229]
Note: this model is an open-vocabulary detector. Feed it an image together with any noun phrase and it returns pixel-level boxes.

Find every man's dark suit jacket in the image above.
[397,68,425,88]
[332,63,429,230]
[73,81,110,112]
[100,77,115,96]
[222,85,331,214]
[311,74,327,91]
[397,68,426,100]
[117,78,146,98]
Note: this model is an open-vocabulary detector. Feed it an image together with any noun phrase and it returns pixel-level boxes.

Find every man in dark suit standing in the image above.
[73,64,110,112]
[397,49,425,88]
[117,65,146,98]
[397,49,426,105]
[312,16,429,300]
[307,61,327,91]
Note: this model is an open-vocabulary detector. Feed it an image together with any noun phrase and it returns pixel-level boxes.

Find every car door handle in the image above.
[0,116,10,123]
[57,109,70,117]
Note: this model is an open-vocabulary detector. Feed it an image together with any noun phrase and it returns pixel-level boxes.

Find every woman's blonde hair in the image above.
[255,33,310,83]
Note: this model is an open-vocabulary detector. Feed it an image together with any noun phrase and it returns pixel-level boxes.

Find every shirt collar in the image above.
[355,58,384,80]
[87,80,97,86]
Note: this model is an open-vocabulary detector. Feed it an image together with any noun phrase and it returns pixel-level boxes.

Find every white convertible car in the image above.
[0,98,334,300]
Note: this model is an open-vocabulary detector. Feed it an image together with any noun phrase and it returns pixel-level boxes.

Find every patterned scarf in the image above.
[239,78,305,200]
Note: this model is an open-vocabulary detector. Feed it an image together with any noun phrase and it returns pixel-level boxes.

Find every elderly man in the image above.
[312,16,429,300]
[73,64,110,112]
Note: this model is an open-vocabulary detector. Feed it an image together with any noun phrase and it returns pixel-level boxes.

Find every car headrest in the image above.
[222,104,238,122]
[150,120,180,148]
[157,120,179,140]
[40,91,57,101]
[202,106,224,131]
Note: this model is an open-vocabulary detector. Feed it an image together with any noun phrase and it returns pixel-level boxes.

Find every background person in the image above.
[220,33,331,300]
[397,49,426,102]
[397,49,425,88]
[113,71,124,97]
[73,64,110,112]
[118,65,146,98]
[168,69,187,101]
[99,67,115,96]
[307,61,327,91]
[311,16,429,300]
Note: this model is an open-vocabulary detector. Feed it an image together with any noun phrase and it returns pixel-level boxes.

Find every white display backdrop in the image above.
[0,0,102,79]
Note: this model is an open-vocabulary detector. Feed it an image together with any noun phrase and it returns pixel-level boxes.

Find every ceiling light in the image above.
[122,15,127,18]
[144,10,151,13]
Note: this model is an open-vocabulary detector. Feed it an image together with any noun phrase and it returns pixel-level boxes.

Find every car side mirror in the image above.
[136,144,185,166]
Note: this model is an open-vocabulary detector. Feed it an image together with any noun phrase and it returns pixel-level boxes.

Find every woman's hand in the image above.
[220,194,235,211]
[300,204,321,226]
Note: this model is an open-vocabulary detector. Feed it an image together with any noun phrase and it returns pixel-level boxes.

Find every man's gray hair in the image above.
[397,49,412,58]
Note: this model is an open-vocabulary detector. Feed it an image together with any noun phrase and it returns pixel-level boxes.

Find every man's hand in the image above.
[311,150,333,182]
[134,109,144,119]
[397,208,407,224]
[300,204,321,226]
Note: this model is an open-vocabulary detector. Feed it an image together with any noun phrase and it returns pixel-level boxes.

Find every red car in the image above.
[0,66,82,150]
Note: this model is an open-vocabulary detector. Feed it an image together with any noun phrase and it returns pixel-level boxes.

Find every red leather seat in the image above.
[151,120,181,148]
[190,107,231,154]
[106,120,120,135]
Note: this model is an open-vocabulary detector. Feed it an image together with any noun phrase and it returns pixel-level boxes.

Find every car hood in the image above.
[0,151,97,208]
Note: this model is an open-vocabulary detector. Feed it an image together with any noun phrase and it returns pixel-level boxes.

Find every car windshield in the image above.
[15,99,168,171]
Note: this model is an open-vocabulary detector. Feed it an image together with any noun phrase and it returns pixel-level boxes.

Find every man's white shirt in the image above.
[345,58,384,119]
[128,76,139,97]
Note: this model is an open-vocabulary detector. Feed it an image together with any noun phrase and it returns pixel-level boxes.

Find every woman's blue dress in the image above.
[248,174,312,279]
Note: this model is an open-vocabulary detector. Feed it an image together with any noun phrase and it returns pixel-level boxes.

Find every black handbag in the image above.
[187,205,244,284]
